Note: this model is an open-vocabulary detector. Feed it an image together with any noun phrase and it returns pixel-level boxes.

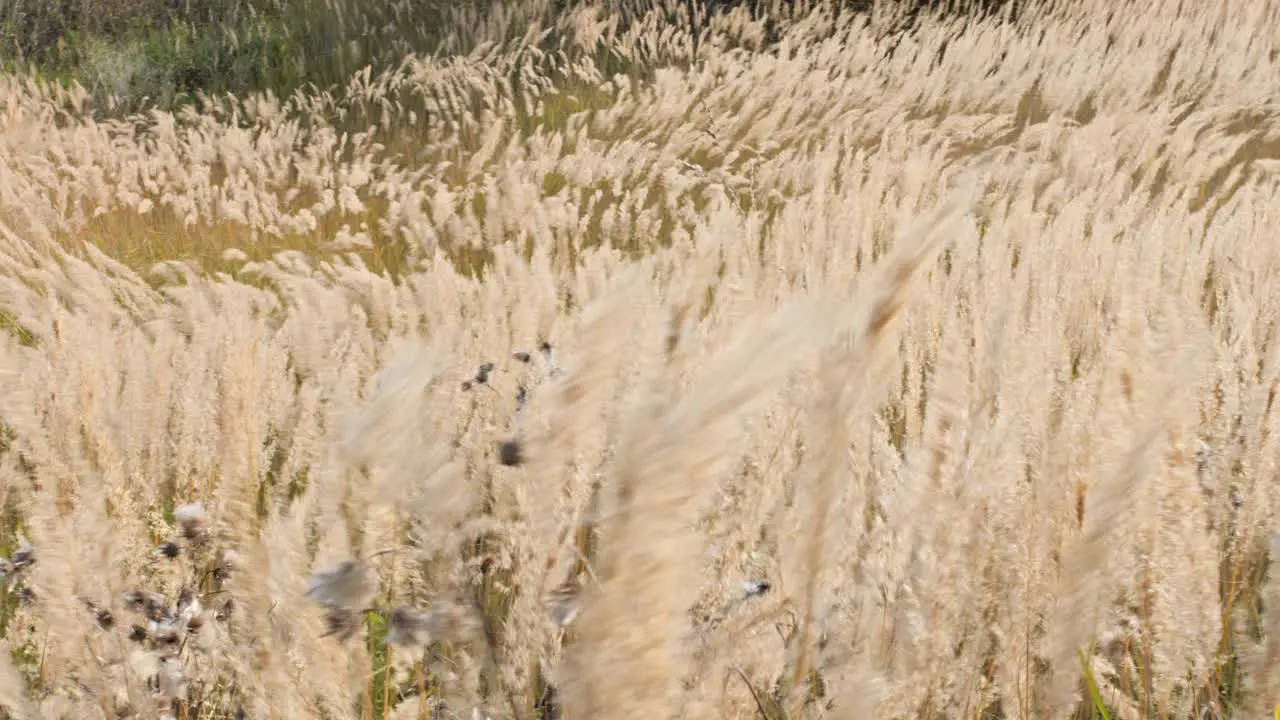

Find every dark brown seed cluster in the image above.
[0,540,36,603]
[498,439,525,467]
[306,556,382,642]
[124,589,173,623]
[495,343,562,467]
[175,503,209,541]
[321,607,359,641]
[386,606,430,649]
[154,502,218,561]
[85,600,115,630]
[461,362,495,391]
[214,598,234,622]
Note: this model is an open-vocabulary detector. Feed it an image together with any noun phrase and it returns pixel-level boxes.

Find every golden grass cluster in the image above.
[1,0,1280,718]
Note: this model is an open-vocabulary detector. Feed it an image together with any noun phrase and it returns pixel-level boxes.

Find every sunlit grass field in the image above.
[1,1,1279,718]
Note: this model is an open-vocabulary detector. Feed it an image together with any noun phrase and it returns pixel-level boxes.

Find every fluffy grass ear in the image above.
[781,180,980,713]
[556,289,830,720]
[558,181,979,719]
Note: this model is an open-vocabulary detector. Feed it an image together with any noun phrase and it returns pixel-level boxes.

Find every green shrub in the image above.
[2,0,1027,114]
[2,0,540,112]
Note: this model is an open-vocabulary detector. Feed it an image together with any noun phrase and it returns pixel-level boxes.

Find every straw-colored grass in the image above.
[1,1,1279,718]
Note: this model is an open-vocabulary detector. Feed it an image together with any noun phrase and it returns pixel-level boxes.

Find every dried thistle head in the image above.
[152,624,183,658]
[0,538,35,586]
[157,542,182,559]
[214,598,234,622]
[212,548,241,584]
[96,609,116,630]
[539,341,561,376]
[177,594,207,637]
[320,607,360,641]
[10,538,34,570]
[498,438,525,467]
[176,587,201,623]
[152,656,187,701]
[543,579,584,628]
[173,503,209,540]
[387,606,430,649]
[123,590,173,623]
[306,558,378,609]
[462,362,496,390]
[742,579,772,599]
[421,600,481,644]
[85,600,115,630]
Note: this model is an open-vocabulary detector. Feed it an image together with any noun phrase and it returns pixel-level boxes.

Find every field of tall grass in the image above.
[1,0,1279,718]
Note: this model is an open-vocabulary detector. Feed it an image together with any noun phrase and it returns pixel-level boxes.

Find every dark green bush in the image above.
[1,0,1026,114]
[2,0,538,112]
[3,1,303,110]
